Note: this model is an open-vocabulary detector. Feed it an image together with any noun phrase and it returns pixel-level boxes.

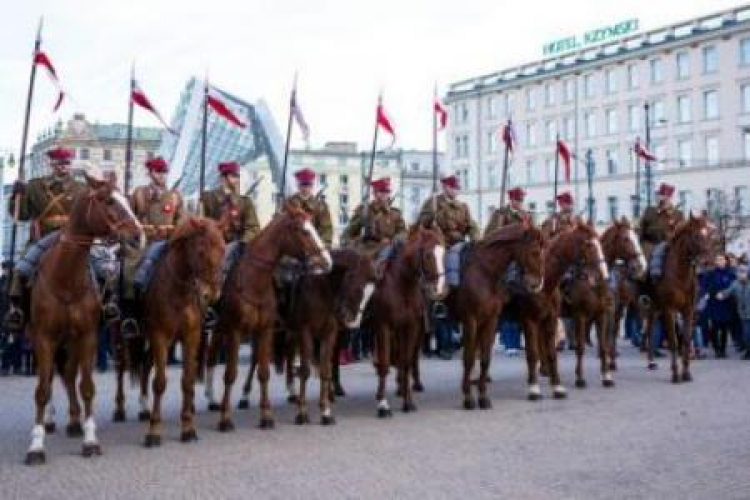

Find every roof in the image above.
[92,123,162,142]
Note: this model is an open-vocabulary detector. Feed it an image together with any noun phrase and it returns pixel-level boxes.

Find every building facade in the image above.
[446,5,750,234]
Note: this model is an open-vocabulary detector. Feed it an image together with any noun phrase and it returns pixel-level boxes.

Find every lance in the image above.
[277,74,296,212]
[499,118,511,208]
[199,78,208,200]
[245,175,264,197]
[431,85,439,224]
[116,65,136,308]
[552,134,560,232]
[585,149,594,224]
[7,18,43,293]
[634,141,642,218]
[361,96,381,239]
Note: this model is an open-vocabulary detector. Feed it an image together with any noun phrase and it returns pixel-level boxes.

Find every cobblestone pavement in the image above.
[0,343,748,500]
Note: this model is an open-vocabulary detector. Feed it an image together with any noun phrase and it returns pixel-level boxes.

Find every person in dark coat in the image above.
[706,254,736,358]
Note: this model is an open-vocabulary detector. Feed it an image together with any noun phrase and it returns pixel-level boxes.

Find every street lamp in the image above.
[643,102,668,210]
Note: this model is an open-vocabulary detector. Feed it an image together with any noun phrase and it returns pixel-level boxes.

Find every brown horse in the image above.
[24,176,143,465]
[129,218,225,447]
[641,213,713,383]
[283,248,376,425]
[600,218,646,370]
[368,226,446,417]
[208,208,332,432]
[447,223,544,409]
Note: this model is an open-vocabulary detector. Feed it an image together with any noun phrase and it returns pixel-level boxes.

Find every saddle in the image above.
[132,241,168,294]
[648,242,668,279]
[15,232,60,280]
[220,241,245,292]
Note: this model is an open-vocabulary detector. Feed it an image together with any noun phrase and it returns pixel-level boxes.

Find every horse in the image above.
[502,223,610,400]
[208,207,332,432]
[368,226,446,417]
[284,248,376,425]
[600,218,646,370]
[24,174,143,465]
[446,223,545,409]
[641,213,713,383]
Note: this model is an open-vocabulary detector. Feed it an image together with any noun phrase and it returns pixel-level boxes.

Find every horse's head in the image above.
[332,249,377,329]
[553,223,609,281]
[672,210,714,266]
[70,169,144,247]
[484,222,545,293]
[602,218,646,279]
[405,225,446,300]
[169,217,227,302]
[276,203,333,272]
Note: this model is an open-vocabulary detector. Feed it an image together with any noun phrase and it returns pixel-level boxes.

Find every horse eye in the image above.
[105,198,115,206]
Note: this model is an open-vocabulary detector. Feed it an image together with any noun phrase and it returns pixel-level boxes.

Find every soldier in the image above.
[418,175,479,246]
[342,176,406,262]
[541,191,577,240]
[285,168,333,247]
[131,157,185,243]
[4,147,88,330]
[484,187,529,236]
[200,161,260,243]
[639,183,684,258]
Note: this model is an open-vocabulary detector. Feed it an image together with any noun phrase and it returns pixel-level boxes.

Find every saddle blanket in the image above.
[220,241,244,290]
[648,242,668,279]
[446,242,468,287]
[133,241,168,293]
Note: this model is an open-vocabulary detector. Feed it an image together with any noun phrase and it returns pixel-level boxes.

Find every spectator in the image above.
[706,254,736,358]
[718,264,750,360]
[497,319,521,357]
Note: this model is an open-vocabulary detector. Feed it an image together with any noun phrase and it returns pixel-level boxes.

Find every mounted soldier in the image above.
[541,191,577,240]
[484,187,529,236]
[200,161,260,243]
[285,168,333,247]
[4,147,88,331]
[639,182,684,276]
[131,157,185,244]
[342,176,406,273]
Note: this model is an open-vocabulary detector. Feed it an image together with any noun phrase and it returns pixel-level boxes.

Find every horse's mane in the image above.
[170,217,221,245]
[668,217,703,254]
[481,223,540,249]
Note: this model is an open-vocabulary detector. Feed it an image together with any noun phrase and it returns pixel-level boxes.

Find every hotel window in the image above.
[545,120,556,144]
[463,136,470,158]
[505,93,515,115]
[590,198,598,223]
[703,90,719,120]
[607,196,619,222]
[736,186,750,216]
[744,131,750,159]
[487,164,497,188]
[80,148,90,160]
[525,160,535,184]
[585,112,596,138]
[677,95,691,123]
[583,74,595,98]
[741,38,750,66]
[319,173,328,186]
[339,193,349,206]
[605,149,618,175]
[679,190,692,212]
[545,83,555,106]
[702,45,718,74]
[677,139,692,167]
[454,136,461,158]
[526,88,536,111]
[605,69,617,95]
[676,51,690,79]
[563,79,575,103]
[526,122,537,147]
[705,135,719,166]
[605,109,618,135]
[486,96,497,118]
[627,64,639,89]
[486,131,498,154]
[742,84,750,113]
[460,102,469,123]
[649,58,664,84]
[545,157,554,183]
[103,149,112,161]
[563,116,574,140]
[628,105,639,132]
[651,100,665,126]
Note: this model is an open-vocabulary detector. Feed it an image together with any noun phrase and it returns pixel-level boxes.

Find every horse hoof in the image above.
[218,419,235,433]
[671,374,681,384]
[602,379,615,388]
[180,429,199,443]
[528,393,543,402]
[321,415,336,426]
[138,411,151,422]
[682,372,693,383]
[208,402,221,412]
[647,362,658,371]
[413,382,425,393]
[377,408,392,419]
[395,388,405,398]
[287,395,300,405]
[553,388,568,399]
[402,402,417,413]
[144,434,161,448]
[334,385,346,397]
[463,399,476,410]
[66,422,84,438]
[82,443,102,458]
[478,397,492,410]
[294,413,310,425]
[44,422,56,434]
[237,399,249,410]
[259,418,275,430]
[25,450,46,466]
[575,379,587,389]
[112,409,126,422]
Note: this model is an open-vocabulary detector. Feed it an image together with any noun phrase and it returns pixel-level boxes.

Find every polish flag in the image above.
[34,51,65,112]
[376,97,396,147]
[501,119,516,153]
[634,139,657,162]
[557,139,572,183]
[434,99,448,130]
[206,88,246,128]
[131,80,176,134]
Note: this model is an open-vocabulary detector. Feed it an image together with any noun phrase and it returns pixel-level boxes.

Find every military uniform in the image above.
[286,192,334,247]
[131,185,184,242]
[342,199,406,258]
[541,210,576,240]
[11,174,87,241]
[201,188,260,243]
[418,194,478,246]
[639,203,684,258]
[484,206,528,237]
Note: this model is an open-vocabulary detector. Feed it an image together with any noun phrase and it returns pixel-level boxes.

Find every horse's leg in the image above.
[574,314,587,389]
[521,318,542,401]
[257,325,275,429]
[138,354,152,422]
[597,311,614,388]
[179,320,200,442]
[25,335,53,465]
[113,333,127,422]
[643,311,657,370]
[144,332,168,448]
[610,305,623,371]
[375,325,392,418]
[412,323,425,392]
[680,305,695,382]
[401,323,417,413]
[663,310,679,384]
[218,325,239,432]
[461,318,477,410]
[477,318,496,410]
[62,344,83,437]
[319,322,336,425]
[238,340,257,410]
[294,328,312,425]
[545,316,567,398]
[332,328,346,398]
[78,327,102,457]
[286,333,299,405]
[205,322,221,412]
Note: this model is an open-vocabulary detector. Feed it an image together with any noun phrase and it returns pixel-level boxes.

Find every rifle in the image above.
[245,175,264,197]
[315,183,327,201]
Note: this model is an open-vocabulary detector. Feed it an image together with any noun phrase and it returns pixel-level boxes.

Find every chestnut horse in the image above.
[368,226,446,417]
[284,248,376,425]
[447,223,544,409]
[24,177,143,465]
[641,213,712,383]
[208,208,332,432]
[502,224,609,400]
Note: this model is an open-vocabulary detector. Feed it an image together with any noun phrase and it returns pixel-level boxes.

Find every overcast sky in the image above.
[0,0,742,161]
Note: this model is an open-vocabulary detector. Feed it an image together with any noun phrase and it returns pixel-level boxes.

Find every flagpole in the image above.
[431,85,439,220]
[553,134,560,222]
[586,149,594,224]
[117,65,135,306]
[362,97,381,239]
[278,74,296,212]
[199,78,208,199]
[634,141,642,219]
[644,103,653,210]
[499,119,510,208]
[7,18,43,288]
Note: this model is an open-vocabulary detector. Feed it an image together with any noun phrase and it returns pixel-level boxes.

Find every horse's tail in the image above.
[273,327,289,374]
[127,333,149,388]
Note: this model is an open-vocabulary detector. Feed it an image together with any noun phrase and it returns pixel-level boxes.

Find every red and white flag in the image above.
[131,80,176,134]
[557,139,572,183]
[634,139,657,162]
[290,88,310,143]
[433,99,448,130]
[34,50,65,112]
[376,97,396,147]
[206,87,246,128]
[501,119,516,153]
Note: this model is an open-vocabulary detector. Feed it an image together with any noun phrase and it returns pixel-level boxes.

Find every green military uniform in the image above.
[200,188,260,243]
[639,203,684,258]
[541,210,576,240]
[131,185,184,242]
[418,194,479,246]
[484,206,529,237]
[342,199,406,258]
[286,192,334,247]
[11,174,87,241]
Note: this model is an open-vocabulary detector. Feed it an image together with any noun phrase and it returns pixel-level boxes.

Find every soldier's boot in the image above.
[3,274,26,333]
[102,296,121,323]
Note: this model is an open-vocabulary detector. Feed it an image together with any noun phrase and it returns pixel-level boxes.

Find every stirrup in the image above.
[103,301,121,323]
[121,318,140,339]
[638,295,652,309]
[3,306,24,333]
[203,307,218,330]
[431,302,448,320]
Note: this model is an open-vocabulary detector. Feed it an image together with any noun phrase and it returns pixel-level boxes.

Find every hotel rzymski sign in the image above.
[543,19,640,56]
